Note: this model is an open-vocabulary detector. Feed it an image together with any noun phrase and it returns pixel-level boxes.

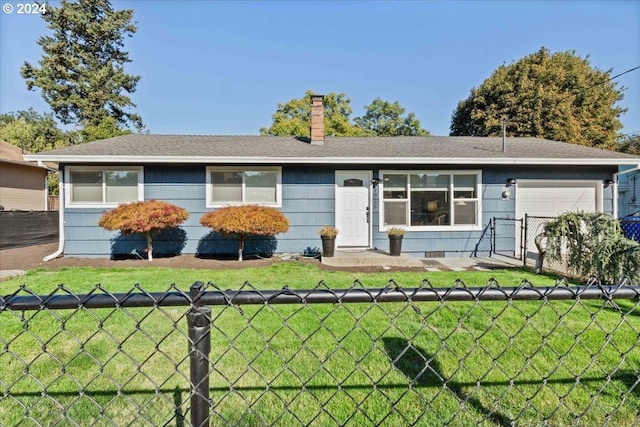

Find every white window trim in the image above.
[379,169,483,232]
[206,166,282,208]
[65,166,144,208]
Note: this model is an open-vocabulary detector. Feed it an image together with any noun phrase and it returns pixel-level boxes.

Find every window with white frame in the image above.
[206,167,282,206]
[66,167,143,207]
[380,170,481,229]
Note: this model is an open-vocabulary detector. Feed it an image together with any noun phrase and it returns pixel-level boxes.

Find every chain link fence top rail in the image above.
[1,278,640,426]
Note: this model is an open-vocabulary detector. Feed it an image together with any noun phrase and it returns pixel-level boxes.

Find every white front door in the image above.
[336,171,371,247]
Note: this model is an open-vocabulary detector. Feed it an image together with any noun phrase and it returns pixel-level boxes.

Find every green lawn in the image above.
[1,263,639,426]
[2,261,568,292]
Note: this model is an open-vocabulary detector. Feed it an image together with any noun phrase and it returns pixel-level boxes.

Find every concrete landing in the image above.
[429,256,522,271]
[321,250,523,271]
[321,249,424,268]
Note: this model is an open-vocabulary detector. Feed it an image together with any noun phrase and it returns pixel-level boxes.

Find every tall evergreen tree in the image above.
[21,0,143,131]
[450,47,625,150]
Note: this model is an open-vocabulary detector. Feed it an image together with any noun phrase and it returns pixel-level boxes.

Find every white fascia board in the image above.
[1,158,53,170]
[22,155,640,166]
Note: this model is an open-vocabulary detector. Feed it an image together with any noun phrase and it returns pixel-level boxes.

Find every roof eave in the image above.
[22,154,639,166]
[1,158,57,171]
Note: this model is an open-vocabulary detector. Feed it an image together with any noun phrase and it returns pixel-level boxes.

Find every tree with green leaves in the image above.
[21,0,143,132]
[450,47,625,150]
[80,117,131,143]
[0,109,68,153]
[354,98,429,136]
[260,90,369,137]
[617,133,640,155]
[0,109,72,195]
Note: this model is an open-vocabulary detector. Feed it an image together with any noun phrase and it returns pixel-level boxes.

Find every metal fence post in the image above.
[188,281,212,427]
[490,217,495,256]
[523,213,528,267]
[518,218,524,262]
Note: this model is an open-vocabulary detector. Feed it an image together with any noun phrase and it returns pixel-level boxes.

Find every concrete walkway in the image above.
[321,249,424,268]
[321,249,522,271]
[424,256,522,272]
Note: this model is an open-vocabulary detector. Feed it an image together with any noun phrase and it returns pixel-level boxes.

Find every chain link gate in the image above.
[491,217,523,261]
[2,278,640,426]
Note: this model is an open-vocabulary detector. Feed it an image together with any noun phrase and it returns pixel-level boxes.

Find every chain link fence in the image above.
[523,215,640,274]
[622,219,640,242]
[2,278,640,426]
[522,215,570,273]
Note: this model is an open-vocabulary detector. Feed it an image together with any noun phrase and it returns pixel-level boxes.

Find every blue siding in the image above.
[618,169,639,217]
[281,166,334,252]
[62,165,336,257]
[372,165,616,258]
[61,163,618,258]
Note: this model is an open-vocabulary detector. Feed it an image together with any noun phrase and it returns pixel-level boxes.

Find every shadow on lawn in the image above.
[9,358,639,425]
[612,300,640,318]
[382,336,513,426]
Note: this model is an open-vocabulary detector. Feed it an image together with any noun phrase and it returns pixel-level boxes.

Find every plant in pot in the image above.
[386,227,406,256]
[319,226,338,258]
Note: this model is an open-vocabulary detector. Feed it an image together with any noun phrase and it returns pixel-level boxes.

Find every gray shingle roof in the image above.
[24,134,640,165]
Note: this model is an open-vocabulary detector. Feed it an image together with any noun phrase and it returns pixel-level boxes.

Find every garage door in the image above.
[516,181,599,217]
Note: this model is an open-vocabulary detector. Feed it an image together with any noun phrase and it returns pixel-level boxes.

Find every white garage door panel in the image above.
[517,181,600,259]
[518,183,597,217]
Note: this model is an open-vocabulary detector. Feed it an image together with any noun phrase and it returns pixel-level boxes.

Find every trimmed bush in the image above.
[98,200,189,261]
[200,205,289,261]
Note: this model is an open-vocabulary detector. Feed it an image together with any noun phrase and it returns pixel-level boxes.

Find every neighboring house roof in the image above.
[0,140,57,171]
[24,134,640,166]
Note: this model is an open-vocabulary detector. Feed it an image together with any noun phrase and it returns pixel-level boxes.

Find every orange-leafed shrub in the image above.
[200,205,289,260]
[98,200,189,261]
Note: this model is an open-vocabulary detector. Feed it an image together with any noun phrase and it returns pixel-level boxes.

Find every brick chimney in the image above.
[310,94,324,145]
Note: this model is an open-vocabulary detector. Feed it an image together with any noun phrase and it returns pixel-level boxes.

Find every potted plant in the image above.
[319,226,338,257]
[386,227,406,256]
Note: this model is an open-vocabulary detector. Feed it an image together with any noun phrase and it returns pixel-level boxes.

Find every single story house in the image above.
[26,96,640,259]
[0,140,57,211]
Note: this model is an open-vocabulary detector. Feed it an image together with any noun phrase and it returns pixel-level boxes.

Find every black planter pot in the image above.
[321,236,336,257]
[389,235,403,256]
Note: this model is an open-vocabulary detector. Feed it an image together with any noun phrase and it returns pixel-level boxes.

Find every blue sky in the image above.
[1,0,639,137]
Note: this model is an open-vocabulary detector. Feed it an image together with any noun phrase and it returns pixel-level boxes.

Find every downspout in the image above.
[44,170,64,261]
[44,171,49,211]
[613,164,640,219]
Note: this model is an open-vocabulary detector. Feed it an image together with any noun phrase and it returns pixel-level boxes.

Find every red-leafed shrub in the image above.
[200,205,289,261]
[98,200,189,261]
